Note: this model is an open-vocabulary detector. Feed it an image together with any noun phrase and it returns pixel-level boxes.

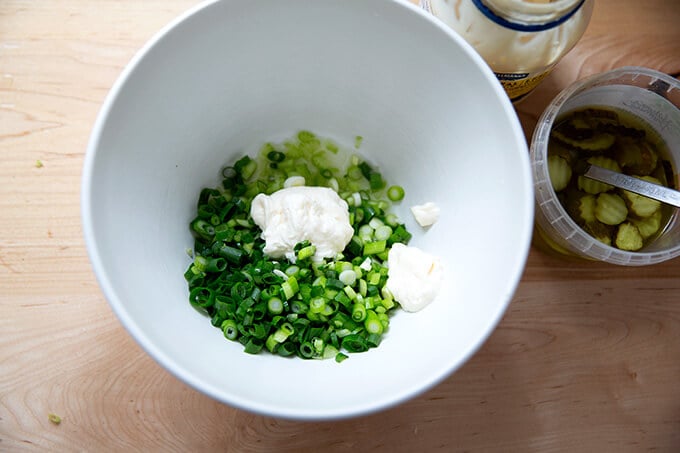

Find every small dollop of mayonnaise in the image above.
[411,202,440,227]
[386,243,443,312]
[250,186,354,263]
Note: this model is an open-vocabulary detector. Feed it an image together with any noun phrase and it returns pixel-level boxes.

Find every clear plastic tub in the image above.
[530,66,680,265]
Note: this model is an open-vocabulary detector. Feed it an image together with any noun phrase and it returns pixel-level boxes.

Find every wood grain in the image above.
[1,0,680,451]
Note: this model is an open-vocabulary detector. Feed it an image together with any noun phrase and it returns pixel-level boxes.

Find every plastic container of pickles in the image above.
[530,66,680,265]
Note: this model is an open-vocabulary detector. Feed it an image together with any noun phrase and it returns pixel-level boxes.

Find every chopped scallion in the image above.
[363,240,386,255]
[184,131,414,361]
[387,185,405,202]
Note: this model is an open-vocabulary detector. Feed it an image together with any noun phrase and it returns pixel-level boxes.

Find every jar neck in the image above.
[478,0,585,29]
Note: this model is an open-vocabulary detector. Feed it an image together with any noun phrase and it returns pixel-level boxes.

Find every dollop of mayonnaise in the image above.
[411,202,440,227]
[250,186,354,263]
[386,243,443,312]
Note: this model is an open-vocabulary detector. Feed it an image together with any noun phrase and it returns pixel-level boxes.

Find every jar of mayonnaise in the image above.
[420,0,594,102]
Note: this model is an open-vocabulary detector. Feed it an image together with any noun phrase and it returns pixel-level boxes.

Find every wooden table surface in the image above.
[2,0,679,451]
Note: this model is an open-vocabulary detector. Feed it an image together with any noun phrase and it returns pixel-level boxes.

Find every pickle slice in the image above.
[548,155,572,192]
[620,175,662,218]
[615,137,658,176]
[595,193,628,226]
[632,209,663,240]
[577,156,621,194]
[552,129,616,152]
[565,192,597,224]
[615,222,644,251]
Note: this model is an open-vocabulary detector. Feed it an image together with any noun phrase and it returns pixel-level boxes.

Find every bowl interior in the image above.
[82,0,532,419]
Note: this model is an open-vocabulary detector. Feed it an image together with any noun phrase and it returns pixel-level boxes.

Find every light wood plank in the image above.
[2,1,679,451]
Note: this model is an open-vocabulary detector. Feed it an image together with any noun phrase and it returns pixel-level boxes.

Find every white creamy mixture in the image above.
[411,202,441,227]
[426,0,590,72]
[252,185,444,312]
[250,186,354,263]
[386,243,443,312]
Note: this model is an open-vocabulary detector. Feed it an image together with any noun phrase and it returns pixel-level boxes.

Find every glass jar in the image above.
[420,0,594,102]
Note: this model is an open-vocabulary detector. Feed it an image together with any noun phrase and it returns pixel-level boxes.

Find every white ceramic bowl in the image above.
[82,0,533,419]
